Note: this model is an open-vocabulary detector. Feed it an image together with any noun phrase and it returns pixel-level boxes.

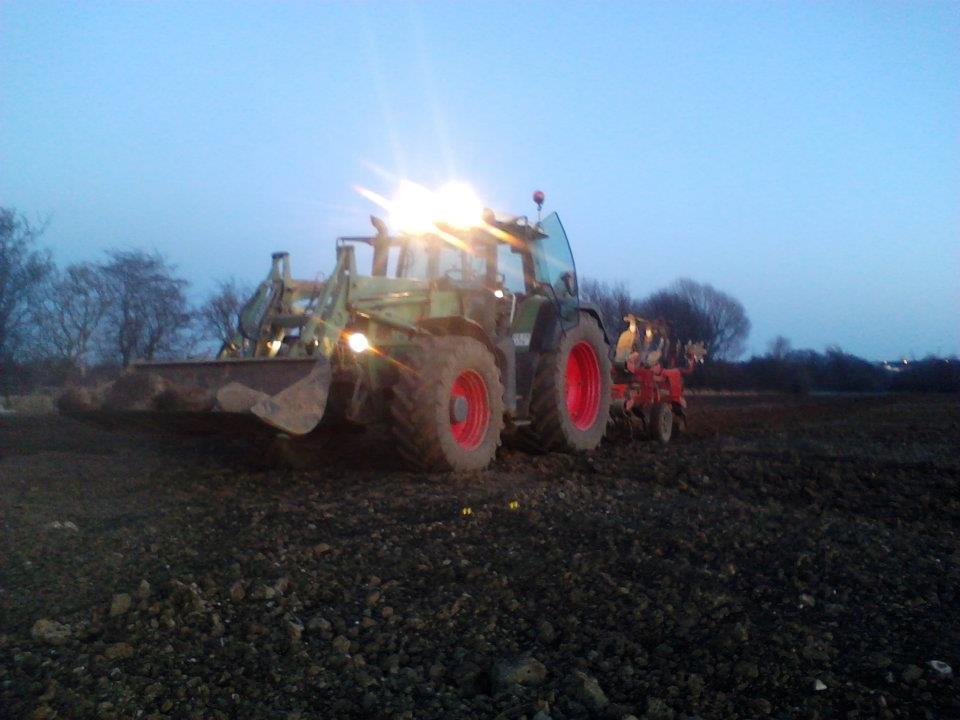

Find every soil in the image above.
[1,394,958,719]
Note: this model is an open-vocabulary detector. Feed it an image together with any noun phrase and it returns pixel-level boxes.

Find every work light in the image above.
[347,332,370,353]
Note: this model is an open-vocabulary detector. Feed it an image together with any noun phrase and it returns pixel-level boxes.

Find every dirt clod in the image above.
[492,656,548,689]
[108,593,131,617]
[569,670,609,711]
[29,619,70,646]
[104,642,134,660]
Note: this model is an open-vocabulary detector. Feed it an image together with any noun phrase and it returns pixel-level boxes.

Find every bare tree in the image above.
[767,335,792,360]
[671,279,747,359]
[637,288,713,348]
[0,208,53,361]
[99,250,193,366]
[579,278,635,335]
[634,279,750,360]
[41,263,111,371]
[198,278,253,349]
[581,276,751,359]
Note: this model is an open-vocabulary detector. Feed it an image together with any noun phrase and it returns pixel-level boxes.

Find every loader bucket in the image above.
[60,357,332,437]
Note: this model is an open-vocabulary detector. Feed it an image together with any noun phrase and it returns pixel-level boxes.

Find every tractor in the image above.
[63,193,614,472]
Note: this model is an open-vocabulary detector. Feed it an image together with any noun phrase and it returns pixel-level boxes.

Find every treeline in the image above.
[582,280,959,393]
[689,348,959,394]
[0,208,248,394]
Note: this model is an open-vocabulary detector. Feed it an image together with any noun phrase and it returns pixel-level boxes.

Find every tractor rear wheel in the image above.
[391,336,505,472]
[649,401,673,444]
[528,313,611,452]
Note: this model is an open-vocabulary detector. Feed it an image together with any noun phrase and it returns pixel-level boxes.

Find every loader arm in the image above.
[244,244,358,432]
[298,244,356,358]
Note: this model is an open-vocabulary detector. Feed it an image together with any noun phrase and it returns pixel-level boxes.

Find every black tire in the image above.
[528,312,612,452]
[391,336,505,472]
[649,401,673,444]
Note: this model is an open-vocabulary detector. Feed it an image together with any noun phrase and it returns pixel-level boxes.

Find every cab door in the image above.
[528,212,580,331]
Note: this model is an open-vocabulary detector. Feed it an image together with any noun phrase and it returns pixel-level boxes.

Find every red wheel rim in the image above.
[566,341,601,430]
[450,370,490,450]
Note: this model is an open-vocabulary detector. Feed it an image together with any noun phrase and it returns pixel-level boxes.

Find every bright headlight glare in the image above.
[387,180,484,233]
[347,332,370,353]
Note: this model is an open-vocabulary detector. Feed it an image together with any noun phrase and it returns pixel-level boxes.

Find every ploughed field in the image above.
[1,394,957,720]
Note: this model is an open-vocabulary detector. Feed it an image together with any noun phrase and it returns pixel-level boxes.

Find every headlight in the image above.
[347,332,370,353]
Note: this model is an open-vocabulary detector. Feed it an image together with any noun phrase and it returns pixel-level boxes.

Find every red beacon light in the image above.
[532,190,545,211]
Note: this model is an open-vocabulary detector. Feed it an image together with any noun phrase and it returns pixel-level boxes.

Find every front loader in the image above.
[62,197,613,472]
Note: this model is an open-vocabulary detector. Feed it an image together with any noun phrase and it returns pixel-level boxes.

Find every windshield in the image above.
[395,235,487,281]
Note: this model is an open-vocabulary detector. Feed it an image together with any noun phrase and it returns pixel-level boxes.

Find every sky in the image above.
[1,1,957,360]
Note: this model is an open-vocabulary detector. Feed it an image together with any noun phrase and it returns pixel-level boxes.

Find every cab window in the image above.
[435,244,456,277]
[497,243,527,294]
[438,243,482,281]
[398,240,430,279]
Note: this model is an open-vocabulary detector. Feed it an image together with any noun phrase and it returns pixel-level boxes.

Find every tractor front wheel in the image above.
[391,336,505,472]
[528,313,612,452]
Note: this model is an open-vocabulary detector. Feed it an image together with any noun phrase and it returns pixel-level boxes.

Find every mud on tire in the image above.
[391,336,505,472]
[528,312,612,452]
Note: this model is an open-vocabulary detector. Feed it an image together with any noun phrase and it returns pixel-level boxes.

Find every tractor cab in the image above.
[361,211,579,298]
[487,211,580,306]
[336,209,602,432]
[347,210,585,344]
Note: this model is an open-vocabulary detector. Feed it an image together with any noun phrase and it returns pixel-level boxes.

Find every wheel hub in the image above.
[449,395,469,424]
[449,370,490,450]
[565,341,602,430]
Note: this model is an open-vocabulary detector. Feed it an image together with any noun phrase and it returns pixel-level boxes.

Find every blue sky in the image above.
[2,1,957,359]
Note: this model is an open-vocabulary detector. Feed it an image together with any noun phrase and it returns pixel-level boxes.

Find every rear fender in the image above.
[528,301,612,355]
[577,301,614,350]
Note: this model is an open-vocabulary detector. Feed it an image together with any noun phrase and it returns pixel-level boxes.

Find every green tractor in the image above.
[66,197,613,471]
